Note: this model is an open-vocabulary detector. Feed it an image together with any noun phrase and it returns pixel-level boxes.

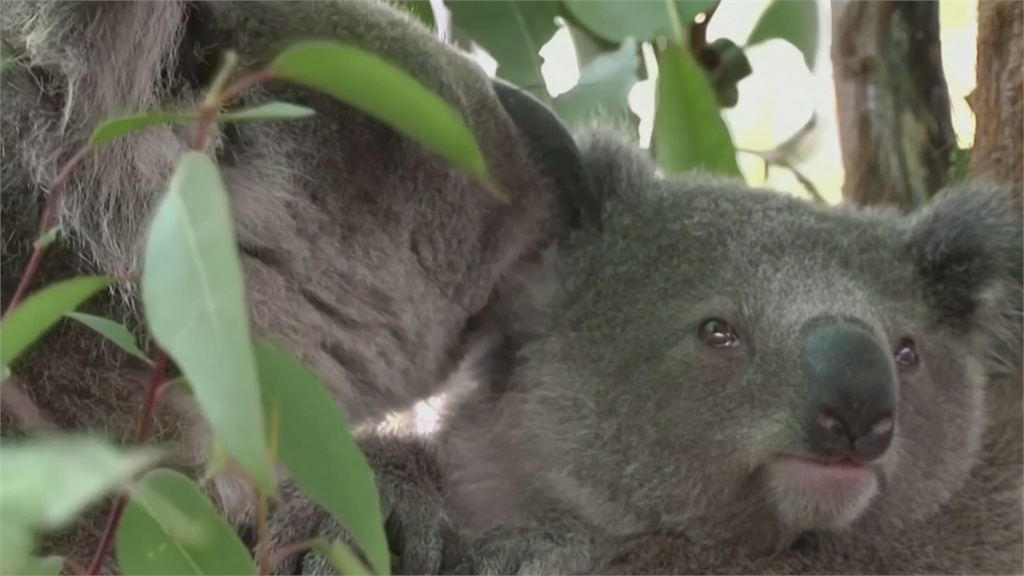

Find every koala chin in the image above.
[765,455,884,530]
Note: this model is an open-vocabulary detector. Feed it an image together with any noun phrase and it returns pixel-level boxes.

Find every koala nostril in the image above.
[815,409,844,434]
[853,414,895,461]
[870,416,893,437]
[808,407,895,461]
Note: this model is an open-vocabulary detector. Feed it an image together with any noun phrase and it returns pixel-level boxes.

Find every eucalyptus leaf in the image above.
[312,539,374,576]
[0,518,34,576]
[141,151,272,493]
[0,436,159,530]
[89,111,198,148]
[32,226,61,249]
[0,275,113,366]
[17,555,63,576]
[555,38,641,132]
[446,1,559,102]
[653,42,741,178]
[255,341,390,576]
[116,468,256,576]
[269,41,501,200]
[66,312,151,365]
[563,1,717,43]
[746,0,820,70]
[565,22,619,70]
[948,146,972,184]
[0,42,13,72]
[216,102,316,123]
[705,38,753,108]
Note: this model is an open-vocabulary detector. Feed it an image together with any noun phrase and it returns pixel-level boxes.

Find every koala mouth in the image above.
[776,455,875,487]
[766,455,880,529]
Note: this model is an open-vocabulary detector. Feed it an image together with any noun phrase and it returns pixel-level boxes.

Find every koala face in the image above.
[516,131,1022,544]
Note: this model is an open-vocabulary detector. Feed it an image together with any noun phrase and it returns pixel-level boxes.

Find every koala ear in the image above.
[491,78,597,237]
[906,181,1023,332]
[574,127,658,219]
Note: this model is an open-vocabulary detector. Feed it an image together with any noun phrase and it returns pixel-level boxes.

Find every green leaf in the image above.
[88,103,315,149]
[0,364,9,385]
[446,1,559,102]
[17,555,63,576]
[0,518,35,576]
[215,102,316,123]
[312,539,374,576]
[0,435,159,530]
[705,38,753,108]
[141,152,271,493]
[746,0,819,70]
[555,37,640,132]
[268,41,501,201]
[255,341,390,576]
[563,1,717,43]
[89,111,198,148]
[65,312,151,365]
[0,275,113,366]
[0,42,16,73]
[116,468,256,576]
[565,22,619,70]
[653,42,741,178]
[394,1,436,29]
[32,226,61,249]
[948,146,972,184]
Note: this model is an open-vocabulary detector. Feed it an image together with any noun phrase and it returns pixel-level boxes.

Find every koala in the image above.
[428,129,1023,575]
[0,0,586,570]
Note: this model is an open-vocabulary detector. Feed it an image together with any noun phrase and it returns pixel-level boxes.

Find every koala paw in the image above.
[454,524,599,575]
[263,437,470,575]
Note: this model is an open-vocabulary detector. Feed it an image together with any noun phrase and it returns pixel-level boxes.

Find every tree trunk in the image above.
[969,0,1024,408]
[968,0,1023,203]
[830,0,956,210]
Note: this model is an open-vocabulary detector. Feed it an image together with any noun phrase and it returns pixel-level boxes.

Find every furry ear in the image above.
[906,181,1023,332]
[574,127,658,221]
[492,78,593,237]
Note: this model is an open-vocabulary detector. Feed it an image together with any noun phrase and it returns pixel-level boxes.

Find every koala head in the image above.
[514,129,1022,544]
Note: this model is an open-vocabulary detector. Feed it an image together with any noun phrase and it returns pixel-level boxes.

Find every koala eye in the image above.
[698,319,740,348]
[894,338,919,367]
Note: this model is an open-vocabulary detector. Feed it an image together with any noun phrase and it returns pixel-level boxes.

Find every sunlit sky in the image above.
[452,0,981,205]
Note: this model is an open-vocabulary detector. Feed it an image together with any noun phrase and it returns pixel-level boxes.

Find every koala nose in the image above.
[802,323,896,462]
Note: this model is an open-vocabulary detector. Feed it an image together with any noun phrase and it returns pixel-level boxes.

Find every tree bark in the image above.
[969,0,1024,409]
[968,0,1023,205]
[831,0,956,210]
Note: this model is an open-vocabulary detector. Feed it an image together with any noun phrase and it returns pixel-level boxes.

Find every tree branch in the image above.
[831,0,956,210]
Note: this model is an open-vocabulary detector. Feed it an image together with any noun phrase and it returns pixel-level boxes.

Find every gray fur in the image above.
[0,1,582,570]
[433,129,1023,574]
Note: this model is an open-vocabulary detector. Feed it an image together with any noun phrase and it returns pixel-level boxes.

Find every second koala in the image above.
[430,129,1023,575]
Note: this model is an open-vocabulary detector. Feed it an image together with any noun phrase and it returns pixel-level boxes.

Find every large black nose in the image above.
[802,323,896,462]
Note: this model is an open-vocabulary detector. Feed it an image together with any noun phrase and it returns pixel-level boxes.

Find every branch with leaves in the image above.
[0,31,503,576]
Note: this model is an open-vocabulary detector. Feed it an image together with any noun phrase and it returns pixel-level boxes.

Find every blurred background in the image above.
[426,0,980,205]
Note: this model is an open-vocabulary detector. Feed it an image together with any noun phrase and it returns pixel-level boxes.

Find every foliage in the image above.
[0,1,822,575]
[443,0,820,174]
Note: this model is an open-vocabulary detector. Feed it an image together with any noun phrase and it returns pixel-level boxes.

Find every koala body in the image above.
[0,0,584,567]
[436,130,1024,575]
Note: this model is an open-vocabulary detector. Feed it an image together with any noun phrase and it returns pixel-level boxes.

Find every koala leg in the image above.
[264,435,470,576]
